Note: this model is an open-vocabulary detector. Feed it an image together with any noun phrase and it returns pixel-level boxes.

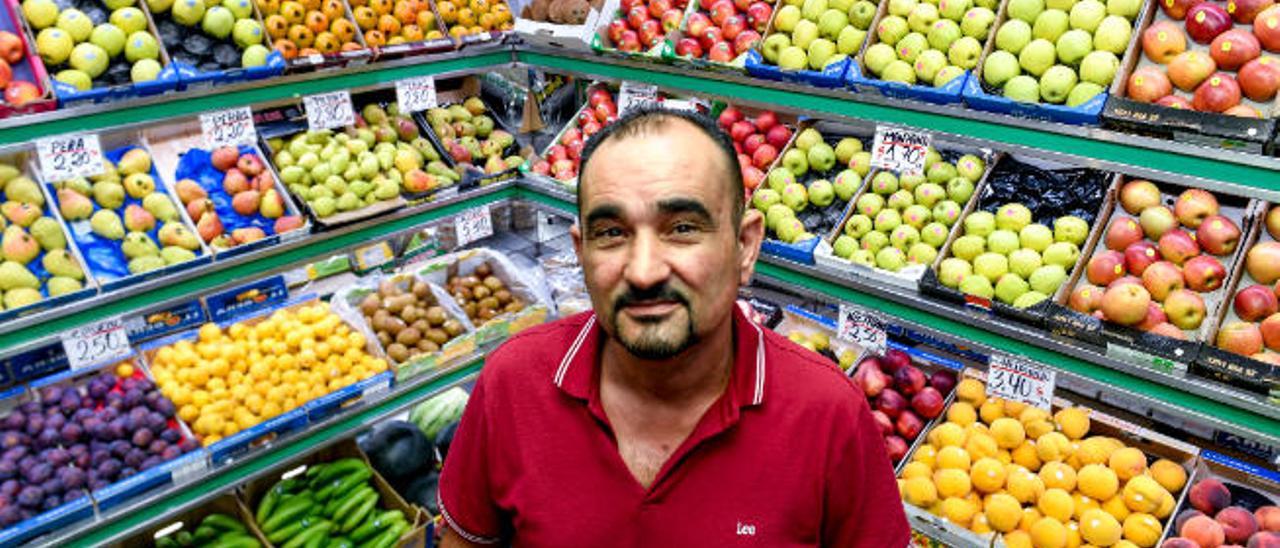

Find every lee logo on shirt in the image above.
[736,522,756,536]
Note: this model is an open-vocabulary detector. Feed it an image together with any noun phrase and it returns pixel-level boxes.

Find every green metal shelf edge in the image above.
[0,51,512,146]
[515,51,1279,191]
[0,186,519,351]
[755,261,1280,439]
[66,360,483,548]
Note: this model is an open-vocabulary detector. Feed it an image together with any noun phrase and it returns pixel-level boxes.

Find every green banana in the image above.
[330,536,354,548]
[192,524,221,544]
[256,477,301,525]
[350,510,404,542]
[314,458,368,485]
[261,495,315,534]
[332,487,377,525]
[327,468,374,502]
[267,515,324,545]
[326,485,375,517]
[340,492,379,533]
[155,536,181,548]
[175,531,193,546]
[304,462,330,480]
[202,513,247,533]
[281,520,334,548]
[208,532,262,548]
[365,521,409,548]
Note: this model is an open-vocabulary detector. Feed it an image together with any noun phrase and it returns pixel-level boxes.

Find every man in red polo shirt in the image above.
[438,106,908,547]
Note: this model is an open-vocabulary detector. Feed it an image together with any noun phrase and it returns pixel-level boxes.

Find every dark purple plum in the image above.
[0,432,21,450]
[0,480,17,498]
[179,439,198,453]
[122,389,143,409]
[87,379,109,400]
[24,415,43,437]
[0,460,13,480]
[16,486,42,508]
[0,504,21,526]
[40,495,60,511]
[98,459,121,480]
[46,448,69,467]
[124,448,145,469]
[17,456,34,470]
[140,456,161,470]
[161,446,181,460]
[136,379,153,392]
[45,413,65,432]
[148,440,167,454]
[23,463,51,484]
[120,377,137,392]
[58,468,84,490]
[59,393,80,415]
[61,423,83,444]
[39,386,62,403]
[152,399,176,419]
[107,418,126,440]
[119,467,135,479]
[131,429,153,448]
[90,450,108,468]
[109,440,129,458]
[35,428,58,448]
[100,407,118,422]
[2,412,24,431]
[18,402,38,416]
[160,429,180,444]
[39,477,63,495]
[72,408,92,421]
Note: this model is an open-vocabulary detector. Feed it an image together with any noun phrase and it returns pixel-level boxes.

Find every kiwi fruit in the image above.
[475,263,492,277]
[360,294,381,316]
[387,343,410,362]
[446,268,526,325]
[397,327,422,346]
[361,275,467,364]
[425,307,447,326]
[443,319,464,337]
[427,328,449,345]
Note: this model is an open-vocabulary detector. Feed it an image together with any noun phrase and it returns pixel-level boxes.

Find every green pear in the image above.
[29,217,65,251]
[56,177,92,196]
[4,176,44,207]
[0,260,39,290]
[4,287,42,308]
[157,222,200,251]
[0,163,20,183]
[128,255,166,274]
[46,276,83,296]
[160,246,196,265]
[91,160,119,183]
[122,173,156,199]
[121,231,159,258]
[92,181,126,209]
[42,249,83,280]
[90,209,125,240]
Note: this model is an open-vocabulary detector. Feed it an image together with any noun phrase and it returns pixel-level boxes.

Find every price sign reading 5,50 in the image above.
[36,134,105,182]
[987,354,1056,410]
[304,90,355,130]
[200,107,256,148]
[870,126,932,177]
[60,317,132,371]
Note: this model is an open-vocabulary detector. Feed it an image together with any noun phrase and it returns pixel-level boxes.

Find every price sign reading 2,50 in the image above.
[60,317,132,371]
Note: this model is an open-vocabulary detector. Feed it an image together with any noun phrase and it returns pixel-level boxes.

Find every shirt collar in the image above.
[553,305,767,407]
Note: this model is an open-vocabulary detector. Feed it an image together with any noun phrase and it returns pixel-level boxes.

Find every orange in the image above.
[280,1,307,23]
[469,0,488,13]
[370,0,393,15]
[415,10,435,28]
[378,13,401,34]
[437,1,457,23]
[331,18,356,41]
[394,0,417,24]
[402,23,423,40]
[353,6,377,29]
[455,7,475,27]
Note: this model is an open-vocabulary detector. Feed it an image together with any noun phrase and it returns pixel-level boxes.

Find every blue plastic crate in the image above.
[173,51,286,91]
[51,64,181,108]
[960,74,1106,126]
[759,234,821,265]
[846,61,968,105]
[744,49,850,89]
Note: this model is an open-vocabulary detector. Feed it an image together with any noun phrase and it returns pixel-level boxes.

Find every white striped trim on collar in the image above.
[747,318,766,405]
[554,314,597,387]
[437,482,502,544]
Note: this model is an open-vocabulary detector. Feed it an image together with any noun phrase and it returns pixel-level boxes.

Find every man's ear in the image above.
[571,221,584,263]
[737,209,765,286]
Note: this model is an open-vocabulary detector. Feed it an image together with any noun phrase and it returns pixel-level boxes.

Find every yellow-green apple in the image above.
[1136,301,1168,331]
[1069,283,1104,313]
[1168,51,1216,91]
[1120,179,1162,214]
[1149,322,1187,339]
[1158,229,1200,265]
[1087,250,1126,285]
[1195,214,1241,256]
[1142,20,1186,64]
[1234,284,1278,322]
[1101,283,1152,325]
[1261,312,1280,351]
[1105,216,1144,251]
[1217,320,1264,355]
[1193,72,1243,112]
[1165,288,1207,329]
[1174,189,1220,229]
[1142,260,1185,301]
[1183,255,1226,292]
[1246,241,1280,284]
[1127,66,1173,102]
[1139,205,1177,240]
[1124,241,1160,275]
[1267,205,1280,241]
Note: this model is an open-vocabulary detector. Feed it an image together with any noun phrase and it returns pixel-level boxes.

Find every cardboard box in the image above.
[512,0,607,50]
[116,493,270,548]
[588,0,674,63]
[1158,450,1280,547]
[660,0,753,74]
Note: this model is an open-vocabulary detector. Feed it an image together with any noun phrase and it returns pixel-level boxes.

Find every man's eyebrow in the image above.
[584,203,624,226]
[658,198,716,226]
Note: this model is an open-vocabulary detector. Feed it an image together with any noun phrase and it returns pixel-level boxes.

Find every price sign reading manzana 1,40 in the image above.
[870,125,932,177]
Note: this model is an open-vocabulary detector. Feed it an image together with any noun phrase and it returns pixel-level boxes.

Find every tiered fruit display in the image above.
[174,146,304,250]
[0,363,199,526]
[1215,204,1280,359]
[257,0,362,60]
[758,0,873,70]
[671,0,769,61]
[861,0,997,87]
[146,304,390,445]
[850,349,957,463]
[980,0,1142,105]
[0,30,45,106]
[938,201,1090,308]
[830,149,983,272]
[445,262,526,324]
[253,458,411,546]
[49,148,205,278]
[718,106,790,196]
[751,126,860,245]
[1160,477,1280,547]
[529,87,618,182]
[421,98,522,176]
[355,276,468,364]
[24,0,170,89]
[0,163,88,310]
[155,513,263,548]
[349,0,445,48]
[1125,0,1280,115]
[1068,180,1240,338]
[899,376,1190,547]
[148,0,272,72]
[599,0,689,51]
[433,0,513,39]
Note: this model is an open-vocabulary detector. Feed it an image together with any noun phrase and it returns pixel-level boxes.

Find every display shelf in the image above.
[514,46,1280,196]
[37,353,484,548]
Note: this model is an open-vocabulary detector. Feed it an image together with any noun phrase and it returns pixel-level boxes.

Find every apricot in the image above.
[972,457,1006,493]
[935,468,972,499]
[1013,441,1042,471]
[980,399,1006,424]
[902,461,931,480]
[1123,512,1163,547]
[1008,467,1047,504]
[937,446,971,470]
[322,0,345,20]
[1073,492,1101,521]
[1079,463,1121,501]
[1151,459,1189,493]
[1054,407,1091,440]
[1104,495,1133,522]
[287,24,315,47]
[378,13,400,34]
[992,417,1027,449]
[931,422,965,447]
[966,432,1000,461]
[331,18,356,42]
[281,1,307,24]
[1021,507,1044,533]
[1030,517,1069,548]
[1041,461,1078,492]
[1040,488,1076,522]
[305,11,329,33]
[1110,447,1149,482]
[987,493,1023,533]
[1038,432,1073,462]
[941,496,977,527]
[1181,515,1226,548]
[314,31,340,52]
[266,14,289,38]
[1124,476,1168,514]
[1005,530,1034,548]
[903,476,937,508]
[913,444,938,467]
[1081,508,1123,546]
[353,6,377,28]
[945,400,975,427]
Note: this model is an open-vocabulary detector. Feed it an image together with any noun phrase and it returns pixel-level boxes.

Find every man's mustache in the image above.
[614,284,689,310]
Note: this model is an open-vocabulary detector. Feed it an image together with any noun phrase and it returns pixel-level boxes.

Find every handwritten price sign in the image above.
[60,317,131,371]
[396,76,437,112]
[870,126,932,177]
[987,354,1056,410]
[200,107,256,148]
[837,304,886,354]
[455,205,493,247]
[36,134,105,182]
[618,81,659,115]
[304,90,355,130]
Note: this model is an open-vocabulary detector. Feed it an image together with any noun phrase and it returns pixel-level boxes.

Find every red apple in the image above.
[885,435,909,462]
[531,159,551,175]
[547,144,568,162]
[1261,312,1280,351]
[1256,5,1280,51]
[1165,288,1208,329]
[1110,275,1144,290]
[1144,21,1188,63]
[853,360,889,397]
[1162,0,1204,19]
[733,29,761,55]
[722,15,747,40]
[621,0,645,10]
[710,0,737,25]
[1247,241,1280,284]
[1069,283,1105,313]
[1218,320,1264,355]
[718,105,743,129]
[752,143,778,169]
[595,100,618,122]
[877,388,908,418]
[928,370,956,395]
[706,39,734,60]
[1102,283,1154,326]
[581,120,603,137]
[1186,3,1233,44]
[1143,260,1187,301]
[1087,250,1128,286]
[742,133,766,154]
[1236,284,1279,321]
[1106,216,1145,251]
[765,124,792,149]
[627,6,650,29]
[1168,51,1217,91]
[661,8,683,32]
[1125,241,1162,275]
[561,128,582,146]
[1210,29,1261,70]
[617,30,642,51]
[1174,188,1220,228]
[648,0,672,19]
[1240,57,1280,101]
[747,1,772,31]
[687,12,713,37]
[1128,66,1174,102]
[1196,214,1241,255]
[699,26,725,50]
[1137,301,1169,331]
[754,110,779,132]
[1157,95,1194,108]
[893,365,927,396]
[896,410,924,439]
[1183,255,1226,292]
[883,349,911,373]
[1159,229,1202,265]
[911,387,945,419]
[730,119,756,143]
[742,166,765,190]
[608,19,629,44]
[1149,322,1188,339]
[675,37,704,57]
[589,88,613,108]
[1226,103,1262,117]
[639,19,663,46]
[733,0,751,11]
[3,81,38,106]
[1226,0,1273,24]
[1121,179,1163,214]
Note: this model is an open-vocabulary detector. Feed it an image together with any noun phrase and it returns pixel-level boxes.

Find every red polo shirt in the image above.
[438,307,908,547]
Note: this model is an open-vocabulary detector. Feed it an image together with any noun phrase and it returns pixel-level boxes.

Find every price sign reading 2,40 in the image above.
[987,354,1056,410]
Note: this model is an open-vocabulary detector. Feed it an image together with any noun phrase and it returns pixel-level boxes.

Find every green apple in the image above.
[915,49,948,82]
[903,204,932,228]
[928,19,962,51]
[914,182,946,207]
[887,189,915,211]
[768,167,796,192]
[837,26,867,54]
[995,273,1030,304]
[933,200,962,226]
[959,274,995,298]
[872,171,899,195]
[833,169,861,200]
[807,142,837,171]
[793,19,820,49]
[862,230,889,252]
[818,9,849,39]
[1013,291,1049,308]
[90,23,127,58]
[875,208,903,232]
[983,50,1021,86]
[961,7,996,40]
[781,148,809,176]
[957,155,985,182]
[849,151,872,176]
[1007,0,1045,23]
[225,0,254,18]
[883,60,918,84]
[896,32,929,62]
[147,0,175,12]
[935,65,967,86]
[1019,223,1055,252]
[130,58,162,82]
[1092,15,1130,54]
[1033,9,1069,41]
[891,224,921,250]
[55,69,92,90]
[107,0,137,8]
[974,252,1009,282]
[996,203,1033,231]
[922,221,949,247]
[767,204,796,230]
[830,0,854,11]
[938,257,972,287]
[125,31,160,62]
[1019,38,1056,76]
[845,214,873,237]
[939,0,972,21]
[1005,74,1042,102]
[56,9,94,42]
[850,0,879,27]
[833,234,859,258]
[964,210,996,236]
[1039,64,1078,103]
[1065,81,1105,106]
[908,242,939,264]
[809,179,835,206]
[877,246,909,271]
[1046,0,1076,10]
[946,177,975,204]
[850,249,877,266]
[1053,215,1089,245]
[22,0,59,29]
[1069,0,1106,31]
[926,162,957,184]
[987,229,1021,255]
[794,127,824,150]
[899,174,925,191]
[242,44,270,67]
[754,188,782,211]
[802,0,830,21]
[201,6,234,39]
[70,43,109,78]
[775,5,802,31]
[779,45,809,69]
[864,43,897,75]
[173,0,207,26]
[856,192,885,216]
[1029,264,1067,294]
[834,139,863,165]
[777,217,807,242]
[877,15,910,46]
[948,36,982,69]
[782,183,809,212]
[111,7,149,34]
[1106,0,1140,19]
[1042,241,1080,267]
[1079,50,1118,85]
[762,33,792,63]
[888,0,918,17]
[995,19,1032,54]
[909,3,940,33]
[1009,248,1044,278]
[36,28,74,65]
[1055,29,1093,65]
[233,18,264,48]
[952,234,987,261]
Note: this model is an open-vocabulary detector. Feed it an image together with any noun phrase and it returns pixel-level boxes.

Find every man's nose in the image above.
[625,229,671,290]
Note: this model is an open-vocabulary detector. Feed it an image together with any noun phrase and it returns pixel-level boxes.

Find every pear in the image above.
[142,193,179,222]
[4,287,42,309]
[1,202,40,227]
[127,255,166,274]
[259,189,284,219]
[92,181,126,209]
[55,177,92,196]
[121,231,159,258]
[0,260,39,290]
[0,163,20,183]
[57,189,94,220]
[1,226,39,264]
[117,148,152,176]
[42,249,83,280]
[208,234,233,248]
[123,204,155,232]
[90,209,125,240]
[158,221,200,250]
[483,155,505,175]
[160,246,196,265]
[489,130,515,149]
[122,173,155,199]
[47,276,82,296]
[173,179,206,204]
[29,217,65,251]
[90,159,119,183]
[463,97,486,116]
[447,104,471,123]
[4,176,44,207]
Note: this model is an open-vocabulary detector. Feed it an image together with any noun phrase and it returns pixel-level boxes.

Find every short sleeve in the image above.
[437,376,506,545]
[822,393,911,547]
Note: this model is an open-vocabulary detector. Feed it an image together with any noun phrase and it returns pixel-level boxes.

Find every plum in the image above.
[18,402,38,416]
[87,379,109,400]
[40,477,64,496]
[0,432,22,449]
[45,413,65,432]
[107,418,126,440]
[132,429,153,448]
[161,446,181,460]
[100,407,119,422]
[98,459,121,480]
[179,439,199,453]
[109,440,130,458]
[160,429,180,444]
[129,407,149,423]
[123,389,144,409]
[60,468,84,490]
[46,448,69,467]
[40,386,62,403]
[61,423,83,444]
[1,446,24,461]
[0,480,17,497]
[153,400,176,419]
[119,467,136,480]
[0,504,21,525]
[16,486,42,508]
[2,411,24,431]
[24,462,52,484]
[40,495,60,511]
[24,415,44,436]
[0,460,13,480]
[124,448,145,469]
[140,456,162,470]
[59,393,81,415]
[72,408,92,422]
[148,440,167,454]
[136,379,154,393]
[147,412,166,434]
[17,456,34,470]
[36,428,59,448]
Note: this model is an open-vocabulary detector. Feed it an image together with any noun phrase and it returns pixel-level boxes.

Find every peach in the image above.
[1183,515,1226,547]
[1218,507,1259,544]
[1249,532,1280,548]
[1191,479,1234,515]
[1179,509,1208,533]
[1257,507,1280,532]
[1163,539,1201,548]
